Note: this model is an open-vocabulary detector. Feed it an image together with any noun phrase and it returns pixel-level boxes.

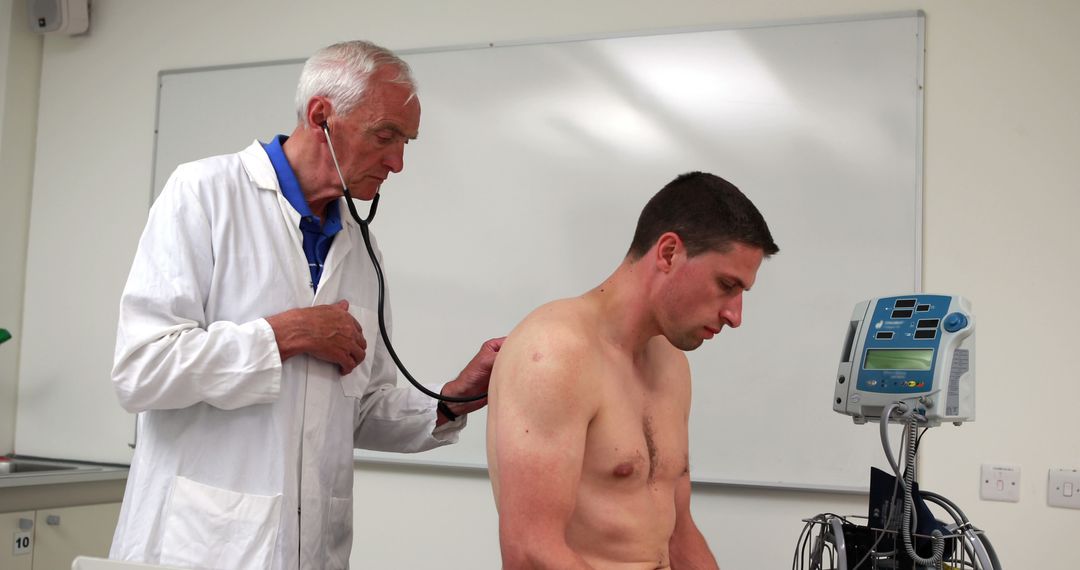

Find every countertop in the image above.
[0,457,128,489]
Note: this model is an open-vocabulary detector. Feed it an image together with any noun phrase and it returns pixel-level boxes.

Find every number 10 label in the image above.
[13,531,32,555]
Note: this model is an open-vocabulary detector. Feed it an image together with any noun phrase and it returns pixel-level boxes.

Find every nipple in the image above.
[613,461,636,478]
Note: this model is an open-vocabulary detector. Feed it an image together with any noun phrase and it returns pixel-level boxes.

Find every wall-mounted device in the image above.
[834,295,974,426]
[27,0,89,35]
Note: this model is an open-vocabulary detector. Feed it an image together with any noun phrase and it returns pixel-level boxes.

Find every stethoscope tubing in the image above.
[324,123,486,403]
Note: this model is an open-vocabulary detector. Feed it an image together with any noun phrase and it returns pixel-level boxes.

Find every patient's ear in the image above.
[654,232,683,273]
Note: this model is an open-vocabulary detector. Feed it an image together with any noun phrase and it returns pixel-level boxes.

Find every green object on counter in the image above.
[0,329,10,345]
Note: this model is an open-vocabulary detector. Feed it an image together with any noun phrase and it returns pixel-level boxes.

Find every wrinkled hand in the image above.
[266,300,368,374]
[439,337,505,419]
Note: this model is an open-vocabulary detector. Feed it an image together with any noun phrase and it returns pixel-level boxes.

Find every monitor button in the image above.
[943,312,969,332]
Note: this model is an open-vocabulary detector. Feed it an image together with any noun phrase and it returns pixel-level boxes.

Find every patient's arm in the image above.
[488,323,600,569]
[668,469,719,569]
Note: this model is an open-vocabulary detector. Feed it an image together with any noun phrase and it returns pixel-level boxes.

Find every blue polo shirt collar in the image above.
[262,135,341,231]
[262,135,342,292]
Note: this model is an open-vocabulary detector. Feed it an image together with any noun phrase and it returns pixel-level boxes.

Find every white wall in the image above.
[8,0,1079,568]
[918,0,1080,561]
[0,0,43,454]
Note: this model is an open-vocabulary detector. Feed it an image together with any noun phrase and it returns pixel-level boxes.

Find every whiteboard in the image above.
[153,13,924,491]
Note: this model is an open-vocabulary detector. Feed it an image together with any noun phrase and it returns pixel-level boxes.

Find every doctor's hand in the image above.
[266,300,368,374]
[436,337,505,424]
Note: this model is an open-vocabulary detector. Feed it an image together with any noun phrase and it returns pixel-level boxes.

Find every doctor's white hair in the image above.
[294,40,417,123]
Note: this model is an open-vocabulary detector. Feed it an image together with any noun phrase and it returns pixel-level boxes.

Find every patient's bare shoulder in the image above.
[495,298,597,369]
[488,297,604,420]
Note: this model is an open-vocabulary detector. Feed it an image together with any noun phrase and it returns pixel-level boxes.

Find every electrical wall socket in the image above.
[980,464,1020,502]
[1048,468,1080,509]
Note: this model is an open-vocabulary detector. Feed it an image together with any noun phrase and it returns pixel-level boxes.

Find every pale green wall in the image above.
[0,0,43,455]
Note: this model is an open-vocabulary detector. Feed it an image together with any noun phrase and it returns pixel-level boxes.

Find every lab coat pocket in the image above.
[327,496,353,570]
[340,306,379,399]
[159,476,282,570]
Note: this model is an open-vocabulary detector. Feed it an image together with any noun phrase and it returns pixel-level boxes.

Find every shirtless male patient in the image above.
[487,172,779,569]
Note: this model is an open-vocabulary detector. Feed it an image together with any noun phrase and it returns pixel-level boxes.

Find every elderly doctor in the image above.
[109,41,502,570]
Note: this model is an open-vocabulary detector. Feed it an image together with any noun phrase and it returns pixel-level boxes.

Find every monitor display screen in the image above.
[863,348,933,371]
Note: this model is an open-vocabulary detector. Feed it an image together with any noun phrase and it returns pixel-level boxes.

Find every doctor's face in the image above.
[329,72,421,200]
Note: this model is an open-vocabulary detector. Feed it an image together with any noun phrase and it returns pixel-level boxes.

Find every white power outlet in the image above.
[980,464,1020,502]
[1048,468,1080,509]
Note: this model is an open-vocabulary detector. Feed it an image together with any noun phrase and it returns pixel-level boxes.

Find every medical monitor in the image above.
[834,295,975,427]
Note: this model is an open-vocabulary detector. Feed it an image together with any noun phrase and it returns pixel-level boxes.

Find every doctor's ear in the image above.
[314,118,332,144]
[304,96,334,134]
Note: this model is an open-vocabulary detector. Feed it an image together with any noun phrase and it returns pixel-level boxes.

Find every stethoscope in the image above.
[321,121,485,404]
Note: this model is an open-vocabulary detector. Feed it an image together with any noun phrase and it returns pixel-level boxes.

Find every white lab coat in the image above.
[109,141,463,570]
